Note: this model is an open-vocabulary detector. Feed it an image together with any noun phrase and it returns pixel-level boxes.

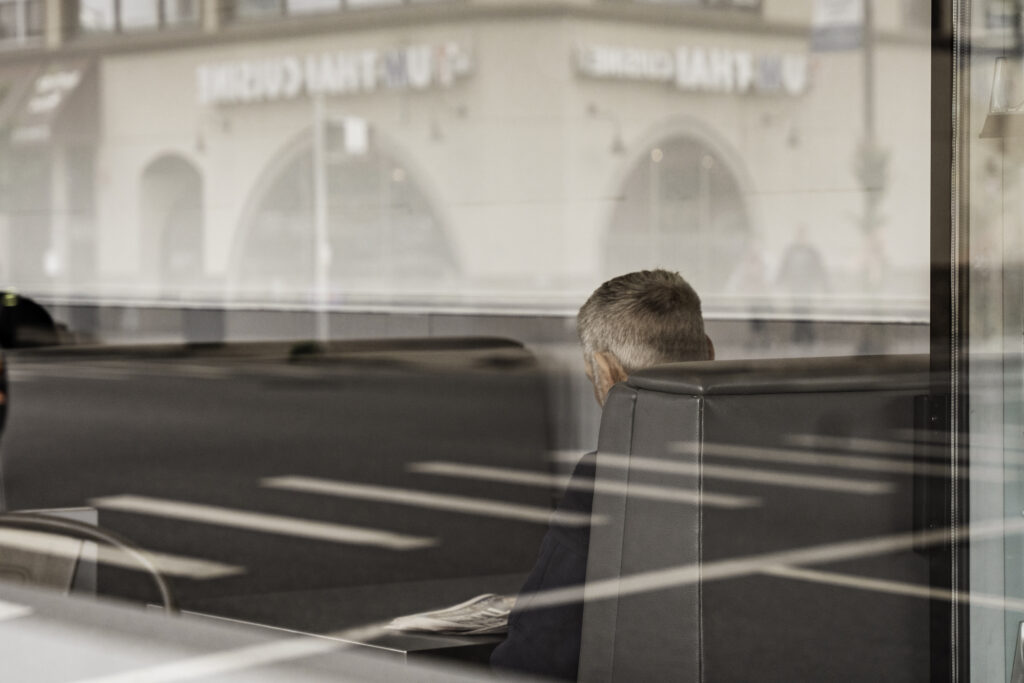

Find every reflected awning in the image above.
[8,59,97,147]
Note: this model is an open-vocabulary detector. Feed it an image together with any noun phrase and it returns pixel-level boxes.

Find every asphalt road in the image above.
[0,345,553,623]
[0,345,986,681]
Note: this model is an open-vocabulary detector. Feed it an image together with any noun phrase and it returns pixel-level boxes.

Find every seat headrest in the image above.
[627,354,933,396]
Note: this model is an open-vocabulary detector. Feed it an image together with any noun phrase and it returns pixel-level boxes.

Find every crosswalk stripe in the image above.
[409,461,759,508]
[89,495,436,550]
[262,476,601,526]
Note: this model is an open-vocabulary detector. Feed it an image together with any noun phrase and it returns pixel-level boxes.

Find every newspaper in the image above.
[385,593,517,635]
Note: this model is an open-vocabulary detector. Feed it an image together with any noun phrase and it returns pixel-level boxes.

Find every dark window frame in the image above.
[0,0,45,43]
[77,0,200,34]
[230,0,450,22]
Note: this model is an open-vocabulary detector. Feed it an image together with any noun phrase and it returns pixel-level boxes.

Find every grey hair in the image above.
[577,269,708,373]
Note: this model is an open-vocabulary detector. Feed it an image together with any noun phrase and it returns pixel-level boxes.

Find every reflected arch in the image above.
[603,127,752,295]
[231,125,458,301]
[140,154,205,293]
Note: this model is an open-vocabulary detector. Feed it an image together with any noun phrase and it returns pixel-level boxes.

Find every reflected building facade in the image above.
[0,0,931,329]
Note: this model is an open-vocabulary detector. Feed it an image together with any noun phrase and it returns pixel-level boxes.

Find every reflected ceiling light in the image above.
[981,56,1024,137]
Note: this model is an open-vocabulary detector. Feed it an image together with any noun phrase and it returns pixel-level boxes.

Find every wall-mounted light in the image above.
[587,103,626,155]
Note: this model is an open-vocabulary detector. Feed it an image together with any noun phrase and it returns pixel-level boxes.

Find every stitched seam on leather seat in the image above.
[609,388,637,683]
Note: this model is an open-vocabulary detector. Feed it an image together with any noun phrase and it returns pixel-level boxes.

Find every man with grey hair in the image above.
[491,269,713,680]
[577,269,713,405]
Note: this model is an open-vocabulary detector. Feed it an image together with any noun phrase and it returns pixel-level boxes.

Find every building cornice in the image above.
[0,1,930,66]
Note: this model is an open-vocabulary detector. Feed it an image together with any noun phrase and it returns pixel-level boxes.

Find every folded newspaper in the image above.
[385,593,517,635]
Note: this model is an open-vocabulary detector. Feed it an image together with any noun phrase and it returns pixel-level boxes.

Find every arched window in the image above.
[140,155,204,293]
[605,135,750,294]
[234,131,456,300]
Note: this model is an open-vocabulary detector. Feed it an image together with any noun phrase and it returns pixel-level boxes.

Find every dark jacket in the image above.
[490,452,596,681]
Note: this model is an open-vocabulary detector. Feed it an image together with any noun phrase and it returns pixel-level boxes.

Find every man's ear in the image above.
[706,335,715,360]
[593,351,628,405]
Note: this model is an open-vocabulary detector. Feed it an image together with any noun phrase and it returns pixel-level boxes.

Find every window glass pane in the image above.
[78,0,115,31]
[965,0,1024,678]
[26,0,43,34]
[0,0,41,41]
[234,0,282,19]
[0,2,951,682]
[165,0,200,25]
[0,2,18,40]
[120,0,159,29]
[286,0,341,14]
[345,0,401,7]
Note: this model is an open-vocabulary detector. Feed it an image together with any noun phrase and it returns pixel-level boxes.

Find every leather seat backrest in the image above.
[579,354,932,683]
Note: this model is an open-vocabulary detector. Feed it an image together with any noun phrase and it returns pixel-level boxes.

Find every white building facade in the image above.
[0,0,932,324]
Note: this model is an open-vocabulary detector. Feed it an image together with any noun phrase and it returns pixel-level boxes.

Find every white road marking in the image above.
[549,451,894,495]
[89,495,435,551]
[760,564,1024,612]
[668,441,1012,482]
[409,461,759,508]
[262,476,602,526]
[0,599,32,622]
[0,528,242,579]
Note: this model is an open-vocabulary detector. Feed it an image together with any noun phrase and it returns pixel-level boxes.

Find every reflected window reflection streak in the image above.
[412,457,877,497]
[68,632,360,683]
[648,440,1014,481]
[77,517,1024,683]
[759,564,1024,613]
[553,449,904,491]
[552,448,913,485]
[508,516,1024,613]
[68,615,476,683]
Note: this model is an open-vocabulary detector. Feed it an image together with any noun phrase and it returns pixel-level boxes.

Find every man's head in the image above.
[577,269,713,405]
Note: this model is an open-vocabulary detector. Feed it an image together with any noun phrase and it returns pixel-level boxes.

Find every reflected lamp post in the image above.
[311,95,370,344]
[855,0,889,240]
[311,94,331,345]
